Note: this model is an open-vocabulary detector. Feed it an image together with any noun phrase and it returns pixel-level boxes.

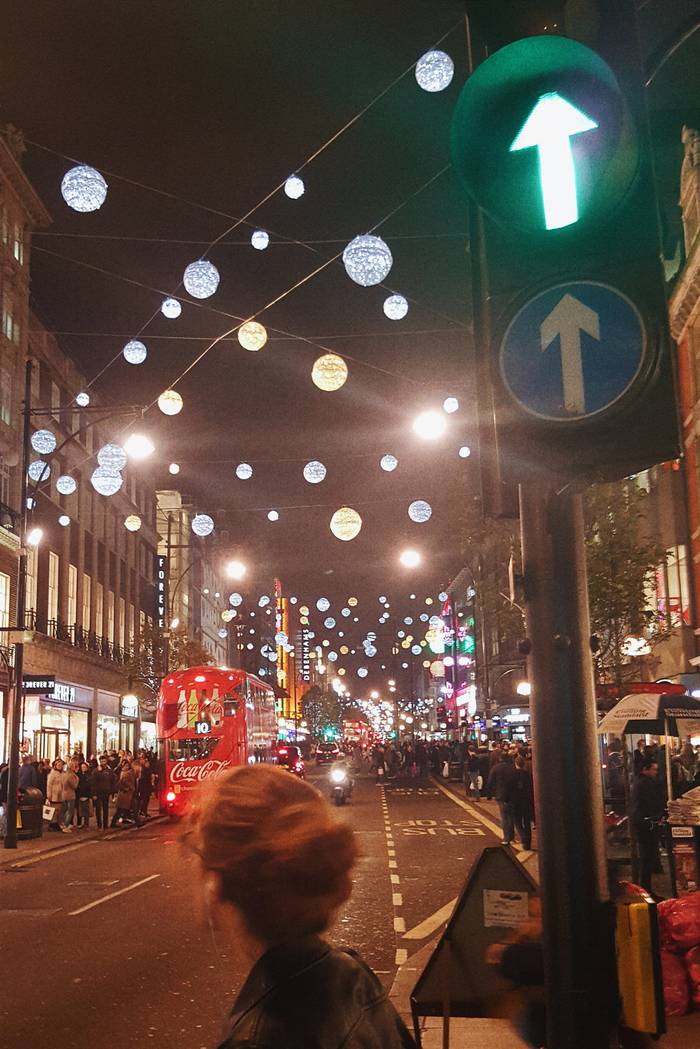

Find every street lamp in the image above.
[226,559,247,581]
[26,527,43,546]
[516,680,532,697]
[412,409,447,440]
[124,433,155,460]
[400,549,421,568]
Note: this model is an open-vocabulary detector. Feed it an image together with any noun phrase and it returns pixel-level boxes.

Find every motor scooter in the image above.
[329,762,353,806]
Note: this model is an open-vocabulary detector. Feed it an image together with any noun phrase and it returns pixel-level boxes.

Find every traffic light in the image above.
[452,1,679,482]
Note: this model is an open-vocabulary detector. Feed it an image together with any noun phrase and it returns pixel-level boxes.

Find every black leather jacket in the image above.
[217,936,416,1049]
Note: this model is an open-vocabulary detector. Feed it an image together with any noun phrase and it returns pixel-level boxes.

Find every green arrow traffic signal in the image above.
[510,93,598,230]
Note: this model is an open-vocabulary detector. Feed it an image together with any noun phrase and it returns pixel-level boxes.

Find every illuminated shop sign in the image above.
[157,555,168,628]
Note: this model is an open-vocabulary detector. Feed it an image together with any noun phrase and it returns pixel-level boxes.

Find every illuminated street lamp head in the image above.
[400,549,421,569]
[226,559,247,581]
[516,680,532,697]
[124,433,155,460]
[27,527,43,546]
[412,410,446,440]
[370,690,379,700]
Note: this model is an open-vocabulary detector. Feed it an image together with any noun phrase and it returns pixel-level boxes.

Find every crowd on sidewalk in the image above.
[0,748,158,837]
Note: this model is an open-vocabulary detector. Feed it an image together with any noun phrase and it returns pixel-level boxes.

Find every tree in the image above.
[584,480,671,687]
[301,684,343,739]
[127,622,214,717]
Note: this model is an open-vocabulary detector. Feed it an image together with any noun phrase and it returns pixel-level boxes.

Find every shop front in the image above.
[22,682,93,761]
[96,691,139,754]
[493,706,531,742]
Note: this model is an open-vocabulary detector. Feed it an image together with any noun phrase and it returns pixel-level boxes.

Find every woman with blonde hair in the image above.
[185,764,415,1049]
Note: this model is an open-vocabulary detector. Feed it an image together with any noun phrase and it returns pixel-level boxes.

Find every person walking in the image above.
[184,764,415,1049]
[111,758,136,826]
[630,758,666,894]
[90,754,116,830]
[46,758,67,833]
[510,754,535,850]
[61,759,79,831]
[76,761,92,829]
[487,752,517,845]
[464,746,482,801]
[137,755,154,817]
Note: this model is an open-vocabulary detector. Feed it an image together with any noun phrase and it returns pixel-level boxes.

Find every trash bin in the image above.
[17,787,44,840]
[448,761,463,783]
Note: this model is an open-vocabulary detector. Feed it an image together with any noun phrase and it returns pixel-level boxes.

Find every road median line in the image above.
[68,873,161,915]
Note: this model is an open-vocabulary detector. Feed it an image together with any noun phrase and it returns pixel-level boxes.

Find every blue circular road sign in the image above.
[500,281,646,422]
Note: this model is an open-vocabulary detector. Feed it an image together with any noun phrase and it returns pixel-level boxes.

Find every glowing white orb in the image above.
[365,645,377,658]
[97,444,128,471]
[169,463,180,475]
[343,234,393,287]
[61,165,107,212]
[284,175,305,199]
[235,463,253,481]
[419,613,429,622]
[158,389,183,416]
[438,591,448,602]
[408,500,432,523]
[91,466,123,497]
[191,514,215,537]
[312,353,348,391]
[328,651,338,662]
[383,293,409,320]
[221,610,234,622]
[303,460,326,484]
[218,628,228,639]
[56,475,77,496]
[341,608,351,617]
[28,460,50,482]
[31,429,57,455]
[161,298,181,319]
[325,618,338,631]
[75,391,90,407]
[251,230,269,250]
[443,397,459,414]
[357,668,368,678]
[458,445,471,458]
[317,597,330,612]
[400,549,421,568]
[267,510,279,522]
[238,320,268,352]
[380,454,398,472]
[183,259,220,299]
[415,50,454,93]
[413,409,447,440]
[124,514,142,532]
[330,506,362,542]
[123,340,147,365]
[229,593,243,607]
[259,596,271,608]
[58,514,70,527]
[124,434,154,460]
[411,644,422,656]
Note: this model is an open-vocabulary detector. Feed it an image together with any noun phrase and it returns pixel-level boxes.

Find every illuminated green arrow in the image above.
[510,92,598,231]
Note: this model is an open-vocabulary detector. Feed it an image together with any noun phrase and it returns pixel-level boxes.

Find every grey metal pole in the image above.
[4,359,32,850]
[519,481,616,1049]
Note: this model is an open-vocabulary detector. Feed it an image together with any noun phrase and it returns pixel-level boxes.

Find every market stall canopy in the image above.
[597,692,700,736]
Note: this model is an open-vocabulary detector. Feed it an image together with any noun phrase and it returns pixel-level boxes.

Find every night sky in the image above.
[1,1,698,687]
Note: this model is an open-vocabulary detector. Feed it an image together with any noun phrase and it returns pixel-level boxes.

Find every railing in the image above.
[24,610,133,666]
[0,500,19,534]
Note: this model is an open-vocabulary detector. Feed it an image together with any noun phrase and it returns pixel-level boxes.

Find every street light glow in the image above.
[412,409,446,440]
[124,433,155,460]
[27,527,43,546]
[226,560,247,581]
[516,680,532,697]
[400,548,421,568]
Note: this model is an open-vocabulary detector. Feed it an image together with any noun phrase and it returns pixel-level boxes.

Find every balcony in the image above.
[23,610,133,666]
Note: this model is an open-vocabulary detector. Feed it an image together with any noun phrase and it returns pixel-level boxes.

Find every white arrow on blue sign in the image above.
[500,281,646,422]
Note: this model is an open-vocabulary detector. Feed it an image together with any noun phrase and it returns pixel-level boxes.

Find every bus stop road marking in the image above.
[68,874,161,916]
[432,780,522,850]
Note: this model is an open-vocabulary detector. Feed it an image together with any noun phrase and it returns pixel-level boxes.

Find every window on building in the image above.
[82,574,91,632]
[119,596,125,649]
[26,545,37,617]
[48,551,59,624]
[2,290,19,345]
[13,224,24,266]
[0,348,13,425]
[0,461,11,508]
[0,572,10,633]
[68,564,77,628]
[107,591,115,643]
[51,381,61,423]
[128,603,135,648]
[95,582,104,637]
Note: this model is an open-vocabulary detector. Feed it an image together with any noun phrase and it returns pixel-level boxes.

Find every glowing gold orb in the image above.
[312,353,348,392]
[238,320,268,352]
[330,506,362,542]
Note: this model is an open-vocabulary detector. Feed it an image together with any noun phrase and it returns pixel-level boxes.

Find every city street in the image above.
[0,769,499,1049]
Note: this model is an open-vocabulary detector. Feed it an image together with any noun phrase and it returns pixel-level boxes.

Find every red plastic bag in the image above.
[661,948,689,1016]
[685,945,700,1008]
[658,893,700,953]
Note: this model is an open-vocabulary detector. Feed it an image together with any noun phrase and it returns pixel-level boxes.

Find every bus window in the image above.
[168,738,218,761]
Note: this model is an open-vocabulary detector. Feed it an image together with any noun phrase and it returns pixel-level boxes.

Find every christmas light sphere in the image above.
[169,463,180,475]
[229,593,243,607]
[61,164,108,212]
[218,628,228,639]
[443,397,459,414]
[420,613,429,622]
[357,667,368,678]
[158,389,184,416]
[340,645,349,655]
[97,443,128,472]
[430,660,445,678]
[328,651,338,662]
[303,460,326,484]
[299,606,310,617]
[312,353,348,392]
[411,644,422,656]
[324,617,336,630]
[317,597,330,612]
[123,339,147,365]
[383,293,408,320]
[267,510,279,522]
[161,297,181,319]
[415,50,454,93]
[76,391,90,407]
[380,454,398,472]
[343,234,393,287]
[91,466,123,497]
[259,596,271,608]
[330,506,362,542]
[28,460,50,482]
[222,609,234,622]
[284,175,305,199]
[404,616,413,625]
[458,445,471,458]
[348,597,358,607]
[365,645,377,658]
[124,514,142,532]
[31,429,57,455]
[183,259,220,299]
[438,591,448,602]
[341,607,351,617]
[56,475,77,496]
[191,514,215,537]
[408,499,432,523]
[251,230,269,250]
[236,463,253,480]
[275,632,288,646]
[237,320,268,352]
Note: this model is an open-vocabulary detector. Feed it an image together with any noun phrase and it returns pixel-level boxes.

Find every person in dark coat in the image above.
[18,755,39,790]
[185,765,415,1049]
[137,756,154,816]
[487,752,518,845]
[630,758,666,893]
[509,754,535,850]
[89,754,116,830]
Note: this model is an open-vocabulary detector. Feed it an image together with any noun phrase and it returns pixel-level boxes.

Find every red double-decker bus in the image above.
[156,665,278,815]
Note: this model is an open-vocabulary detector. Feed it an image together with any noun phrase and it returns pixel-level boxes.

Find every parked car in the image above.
[315,742,341,765]
[276,744,305,778]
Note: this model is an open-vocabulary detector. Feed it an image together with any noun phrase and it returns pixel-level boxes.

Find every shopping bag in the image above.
[477,774,484,790]
[442,761,450,778]
[42,804,56,822]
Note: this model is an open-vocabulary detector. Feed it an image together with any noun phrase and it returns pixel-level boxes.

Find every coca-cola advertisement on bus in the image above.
[156,665,278,815]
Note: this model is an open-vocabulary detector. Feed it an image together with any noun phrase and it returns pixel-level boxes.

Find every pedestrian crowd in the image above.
[0,748,157,837]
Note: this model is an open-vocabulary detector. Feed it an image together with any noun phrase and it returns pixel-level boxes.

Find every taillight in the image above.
[166,790,176,802]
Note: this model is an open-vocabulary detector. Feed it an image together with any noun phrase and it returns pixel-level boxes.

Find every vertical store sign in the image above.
[157,555,168,629]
